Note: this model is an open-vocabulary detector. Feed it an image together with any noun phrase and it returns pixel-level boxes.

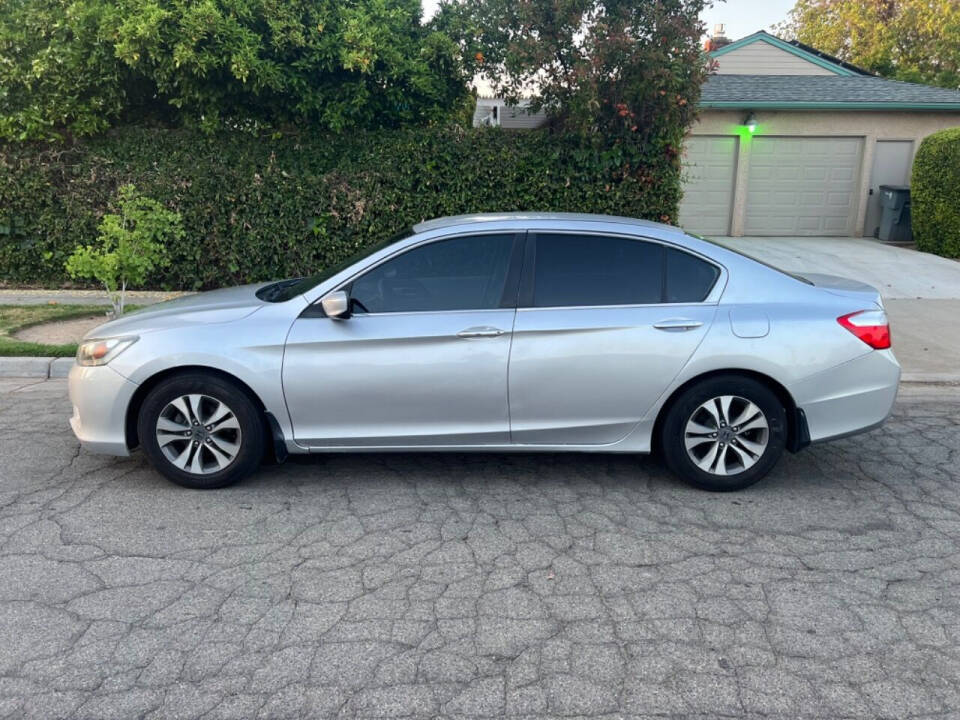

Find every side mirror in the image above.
[320,290,351,319]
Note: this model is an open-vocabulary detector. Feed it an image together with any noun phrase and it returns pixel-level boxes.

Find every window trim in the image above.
[520,231,725,310]
[303,230,526,318]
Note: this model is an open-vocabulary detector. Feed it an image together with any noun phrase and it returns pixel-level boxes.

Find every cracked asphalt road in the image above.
[1,378,959,719]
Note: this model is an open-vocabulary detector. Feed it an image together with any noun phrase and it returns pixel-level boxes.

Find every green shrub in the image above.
[0,125,682,289]
[912,127,960,258]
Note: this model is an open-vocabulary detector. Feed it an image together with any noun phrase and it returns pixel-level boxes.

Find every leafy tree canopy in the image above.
[0,0,471,140]
[433,0,710,148]
[777,0,960,89]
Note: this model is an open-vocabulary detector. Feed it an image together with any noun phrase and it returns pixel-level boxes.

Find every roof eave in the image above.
[699,100,960,111]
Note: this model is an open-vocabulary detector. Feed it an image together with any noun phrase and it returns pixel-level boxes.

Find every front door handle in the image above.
[457,326,505,338]
[653,319,704,331]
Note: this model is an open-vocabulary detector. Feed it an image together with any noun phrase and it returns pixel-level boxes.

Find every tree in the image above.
[0,0,471,140]
[777,0,960,89]
[66,185,181,315]
[432,0,711,147]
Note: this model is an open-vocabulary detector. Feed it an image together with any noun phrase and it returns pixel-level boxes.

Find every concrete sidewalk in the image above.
[886,299,960,380]
[0,288,184,306]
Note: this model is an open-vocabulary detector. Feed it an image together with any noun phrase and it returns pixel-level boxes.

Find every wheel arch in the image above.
[651,368,807,454]
[124,365,269,452]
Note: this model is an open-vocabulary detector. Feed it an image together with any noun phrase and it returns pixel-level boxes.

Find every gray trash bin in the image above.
[877,185,912,243]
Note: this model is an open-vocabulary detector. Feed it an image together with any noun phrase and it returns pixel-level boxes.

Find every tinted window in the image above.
[350,234,515,313]
[532,234,662,307]
[665,247,720,302]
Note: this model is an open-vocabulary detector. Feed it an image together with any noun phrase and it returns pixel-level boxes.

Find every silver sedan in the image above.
[68,213,900,491]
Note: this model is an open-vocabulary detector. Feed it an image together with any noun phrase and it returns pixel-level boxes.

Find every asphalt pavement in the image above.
[0,379,958,719]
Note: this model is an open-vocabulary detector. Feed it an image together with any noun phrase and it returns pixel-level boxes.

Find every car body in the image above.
[68,213,900,490]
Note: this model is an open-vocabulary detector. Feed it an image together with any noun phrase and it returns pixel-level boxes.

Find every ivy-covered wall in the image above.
[0,126,683,289]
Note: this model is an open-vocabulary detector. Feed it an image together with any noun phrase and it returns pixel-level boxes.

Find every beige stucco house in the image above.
[682,31,960,237]
[473,30,960,238]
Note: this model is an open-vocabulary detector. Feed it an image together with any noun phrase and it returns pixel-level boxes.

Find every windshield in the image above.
[256,228,414,302]
[693,234,813,286]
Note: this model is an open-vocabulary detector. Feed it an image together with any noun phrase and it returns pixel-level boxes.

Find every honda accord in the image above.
[68,213,900,491]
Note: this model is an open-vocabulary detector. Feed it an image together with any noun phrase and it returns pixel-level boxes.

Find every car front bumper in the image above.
[68,363,139,456]
[789,349,901,444]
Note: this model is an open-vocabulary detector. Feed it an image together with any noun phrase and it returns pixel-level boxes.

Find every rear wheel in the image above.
[660,375,787,491]
[138,372,264,489]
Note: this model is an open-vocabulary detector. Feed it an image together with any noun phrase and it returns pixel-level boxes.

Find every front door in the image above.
[508,233,719,445]
[283,232,522,447]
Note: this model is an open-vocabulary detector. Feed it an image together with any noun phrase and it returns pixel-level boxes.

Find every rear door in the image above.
[508,232,720,445]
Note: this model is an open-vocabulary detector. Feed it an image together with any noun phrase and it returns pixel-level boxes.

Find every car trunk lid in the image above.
[798,273,884,308]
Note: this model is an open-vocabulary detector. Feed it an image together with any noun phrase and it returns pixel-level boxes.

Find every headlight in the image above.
[76,336,139,367]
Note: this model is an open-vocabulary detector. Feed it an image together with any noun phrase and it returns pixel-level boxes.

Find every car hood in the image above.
[83,283,271,340]
[799,273,884,308]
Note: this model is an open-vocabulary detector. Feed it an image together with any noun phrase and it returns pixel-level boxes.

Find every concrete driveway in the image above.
[712,237,960,300]
[712,237,960,380]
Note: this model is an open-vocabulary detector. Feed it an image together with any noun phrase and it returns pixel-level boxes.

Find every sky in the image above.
[701,0,797,40]
[420,0,798,41]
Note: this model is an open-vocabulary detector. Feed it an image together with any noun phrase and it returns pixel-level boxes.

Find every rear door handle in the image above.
[457,326,505,338]
[653,319,704,331]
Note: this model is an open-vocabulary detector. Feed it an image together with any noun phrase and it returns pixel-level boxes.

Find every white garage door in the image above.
[678,136,737,236]
[745,137,863,236]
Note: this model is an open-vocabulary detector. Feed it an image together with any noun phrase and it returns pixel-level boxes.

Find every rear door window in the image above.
[531,233,663,307]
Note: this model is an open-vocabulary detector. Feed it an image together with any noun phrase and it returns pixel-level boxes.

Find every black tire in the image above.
[660,375,787,492]
[138,372,264,489]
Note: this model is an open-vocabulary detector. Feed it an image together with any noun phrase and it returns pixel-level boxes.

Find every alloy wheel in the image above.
[683,395,769,476]
[155,394,243,475]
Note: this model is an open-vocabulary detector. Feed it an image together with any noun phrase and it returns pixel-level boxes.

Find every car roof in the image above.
[412,212,679,235]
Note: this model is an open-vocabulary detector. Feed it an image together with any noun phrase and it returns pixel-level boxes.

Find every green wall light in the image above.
[744,112,758,134]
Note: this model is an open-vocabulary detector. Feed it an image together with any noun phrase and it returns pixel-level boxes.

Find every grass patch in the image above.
[0,304,117,357]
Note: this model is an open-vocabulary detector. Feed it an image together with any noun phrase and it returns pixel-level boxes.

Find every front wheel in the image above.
[660,375,787,491]
[138,372,264,489]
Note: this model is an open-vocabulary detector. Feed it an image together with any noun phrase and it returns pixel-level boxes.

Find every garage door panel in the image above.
[745,137,862,236]
[679,136,737,236]
[823,217,849,233]
[750,166,774,181]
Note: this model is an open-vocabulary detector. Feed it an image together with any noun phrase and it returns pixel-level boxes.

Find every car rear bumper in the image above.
[788,349,900,444]
[68,364,138,456]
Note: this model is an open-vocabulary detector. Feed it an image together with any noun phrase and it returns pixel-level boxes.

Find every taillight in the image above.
[837,310,891,349]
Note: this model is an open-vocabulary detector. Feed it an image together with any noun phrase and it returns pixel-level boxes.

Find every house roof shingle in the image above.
[783,37,874,76]
[701,74,960,110]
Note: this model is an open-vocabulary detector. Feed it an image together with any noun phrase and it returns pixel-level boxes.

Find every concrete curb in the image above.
[0,357,74,379]
[901,373,960,385]
[2,356,959,385]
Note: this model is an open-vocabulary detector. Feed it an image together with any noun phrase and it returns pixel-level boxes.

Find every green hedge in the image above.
[0,126,682,289]
[912,127,960,258]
